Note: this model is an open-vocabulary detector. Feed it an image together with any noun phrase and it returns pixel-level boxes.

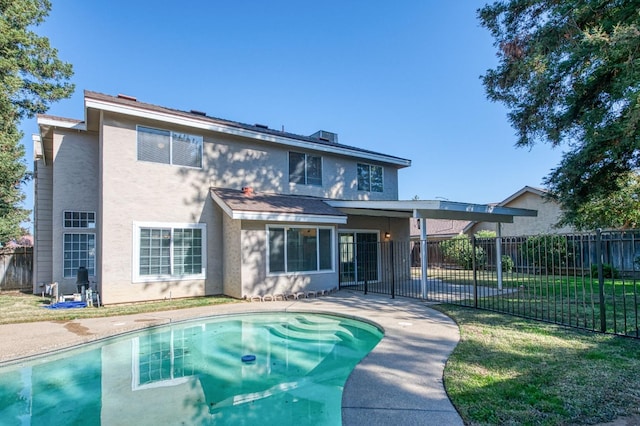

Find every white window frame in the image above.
[357,163,384,192]
[132,222,207,283]
[63,233,96,278]
[288,151,323,186]
[136,125,203,169]
[63,211,96,229]
[266,225,335,275]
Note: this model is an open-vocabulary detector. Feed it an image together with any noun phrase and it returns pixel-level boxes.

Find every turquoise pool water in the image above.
[0,312,382,425]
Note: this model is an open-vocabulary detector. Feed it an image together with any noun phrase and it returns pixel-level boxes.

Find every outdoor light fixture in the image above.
[385,232,391,239]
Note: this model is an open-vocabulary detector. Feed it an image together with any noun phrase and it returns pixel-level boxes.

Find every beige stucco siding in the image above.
[49,130,99,294]
[99,113,223,304]
[33,156,53,292]
[222,213,242,298]
[202,132,399,201]
[240,221,339,297]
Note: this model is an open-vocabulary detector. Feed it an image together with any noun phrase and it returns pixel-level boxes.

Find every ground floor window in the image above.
[133,222,206,282]
[63,233,96,277]
[267,226,334,274]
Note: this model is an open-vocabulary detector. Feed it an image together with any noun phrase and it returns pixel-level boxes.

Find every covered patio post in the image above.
[420,217,428,299]
[496,222,503,291]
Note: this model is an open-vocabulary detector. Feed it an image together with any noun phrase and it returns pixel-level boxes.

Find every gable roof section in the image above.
[211,187,347,224]
[499,186,548,206]
[83,91,411,168]
[462,186,549,233]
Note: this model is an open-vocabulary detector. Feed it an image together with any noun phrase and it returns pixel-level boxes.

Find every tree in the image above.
[478,1,640,227]
[0,0,74,244]
[560,171,640,230]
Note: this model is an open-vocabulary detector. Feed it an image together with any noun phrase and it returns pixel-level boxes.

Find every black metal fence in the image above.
[338,230,640,339]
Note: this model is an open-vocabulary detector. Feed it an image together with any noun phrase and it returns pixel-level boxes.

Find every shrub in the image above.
[440,235,486,269]
[591,263,620,279]
[521,235,572,274]
[501,255,514,272]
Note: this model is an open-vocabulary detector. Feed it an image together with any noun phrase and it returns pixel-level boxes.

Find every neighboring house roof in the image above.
[211,187,347,224]
[462,186,550,233]
[409,219,470,239]
[38,91,411,168]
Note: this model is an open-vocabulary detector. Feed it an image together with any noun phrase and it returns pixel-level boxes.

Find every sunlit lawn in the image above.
[435,304,640,426]
[429,268,640,337]
[0,291,240,325]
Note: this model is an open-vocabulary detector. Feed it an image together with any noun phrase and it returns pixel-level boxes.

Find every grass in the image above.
[0,291,240,325]
[435,304,640,426]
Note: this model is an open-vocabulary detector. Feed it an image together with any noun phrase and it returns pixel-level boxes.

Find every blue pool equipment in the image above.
[241,354,256,363]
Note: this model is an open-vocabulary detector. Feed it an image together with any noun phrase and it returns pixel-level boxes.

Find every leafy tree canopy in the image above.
[478,0,640,228]
[0,0,74,244]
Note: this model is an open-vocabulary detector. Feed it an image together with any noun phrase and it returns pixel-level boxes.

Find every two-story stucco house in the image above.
[33,91,412,304]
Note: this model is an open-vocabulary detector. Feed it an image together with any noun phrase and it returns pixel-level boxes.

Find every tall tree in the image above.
[478,0,640,228]
[0,0,74,244]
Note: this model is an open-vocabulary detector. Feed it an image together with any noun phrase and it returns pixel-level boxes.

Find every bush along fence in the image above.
[0,247,33,292]
[338,230,639,339]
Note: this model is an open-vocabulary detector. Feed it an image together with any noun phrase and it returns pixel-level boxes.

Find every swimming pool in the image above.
[0,312,383,425]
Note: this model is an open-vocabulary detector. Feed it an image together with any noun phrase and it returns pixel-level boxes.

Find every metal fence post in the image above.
[363,242,368,295]
[596,229,606,332]
[390,241,396,299]
[472,236,478,308]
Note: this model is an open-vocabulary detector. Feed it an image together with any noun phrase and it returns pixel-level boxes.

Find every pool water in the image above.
[0,312,382,425]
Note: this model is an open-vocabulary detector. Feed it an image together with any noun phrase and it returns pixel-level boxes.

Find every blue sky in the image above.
[20,0,565,219]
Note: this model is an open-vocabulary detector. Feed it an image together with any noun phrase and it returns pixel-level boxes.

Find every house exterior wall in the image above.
[240,221,338,297]
[199,131,399,201]
[98,113,223,304]
[46,130,100,295]
[33,154,53,292]
[35,96,407,303]
[468,192,575,236]
[222,213,242,298]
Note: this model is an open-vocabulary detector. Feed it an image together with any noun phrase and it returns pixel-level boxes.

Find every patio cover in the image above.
[325,199,538,298]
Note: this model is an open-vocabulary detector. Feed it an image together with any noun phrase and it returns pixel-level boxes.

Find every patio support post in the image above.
[496,222,503,291]
[420,218,428,299]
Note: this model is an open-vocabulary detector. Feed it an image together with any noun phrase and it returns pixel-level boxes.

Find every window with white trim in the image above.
[357,163,384,192]
[137,126,203,168]
[289,152,322,186]
[268,226,333,274]
[64,211,96,229]
[63,233,96,277]
[134,223,206,282]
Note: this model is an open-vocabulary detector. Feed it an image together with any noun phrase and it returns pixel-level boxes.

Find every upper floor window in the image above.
[289,152,322,186]
[357,163,384,192]
[137,126,203,168]
[64,211,96,229]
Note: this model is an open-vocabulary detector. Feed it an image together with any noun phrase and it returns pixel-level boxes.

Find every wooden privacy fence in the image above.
[0,247,33,292]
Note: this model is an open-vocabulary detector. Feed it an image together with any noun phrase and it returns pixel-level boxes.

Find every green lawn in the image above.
[429,268,640,337]
[435,304,640,426]
[0,291,239,325]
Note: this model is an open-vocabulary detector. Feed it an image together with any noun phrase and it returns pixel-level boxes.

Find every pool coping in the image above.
[0,290,463,425]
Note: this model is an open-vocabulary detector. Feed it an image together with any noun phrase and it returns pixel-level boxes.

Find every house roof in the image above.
[462,186,549,233]
[210,187,347,224]
[71,91,411,168]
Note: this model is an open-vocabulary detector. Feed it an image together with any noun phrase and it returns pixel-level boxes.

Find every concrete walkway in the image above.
[0,291,463,425]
